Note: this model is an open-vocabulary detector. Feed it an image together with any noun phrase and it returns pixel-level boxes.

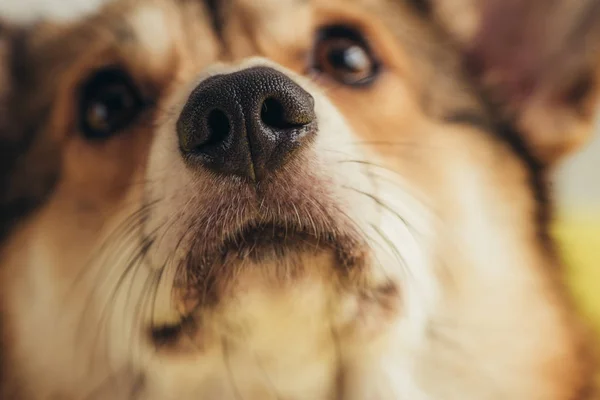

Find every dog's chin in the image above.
[178,210,368,278]
[149,219,368,349]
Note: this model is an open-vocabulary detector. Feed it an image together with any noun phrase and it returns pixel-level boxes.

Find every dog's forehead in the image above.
[120,0,393,44]
[37,0,416,65]
[234,0,308,12]
[118,0,313,59]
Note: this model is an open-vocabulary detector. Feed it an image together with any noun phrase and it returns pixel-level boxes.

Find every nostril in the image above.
[261,97,290,129]
[204,109,231,147]
[260,97,314,130]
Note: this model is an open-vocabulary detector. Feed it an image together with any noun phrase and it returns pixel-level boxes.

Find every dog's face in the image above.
[1,0,600,398]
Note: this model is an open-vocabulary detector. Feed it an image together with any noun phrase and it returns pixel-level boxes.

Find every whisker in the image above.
[67,200,158,295]
[368,223,414,281]
[87,238,153,369]
[127,268,161,365]
[87,216,167,367]
[342,186,420,238]
[337,159,404,177]
[330,204,396,289]
[148,214,205,347]
[73,212,155,356]
[346,140,426,147]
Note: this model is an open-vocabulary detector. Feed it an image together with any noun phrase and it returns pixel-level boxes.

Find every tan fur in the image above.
[0,0,598,398]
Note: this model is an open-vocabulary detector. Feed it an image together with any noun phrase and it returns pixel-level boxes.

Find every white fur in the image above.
[0,0,107,23]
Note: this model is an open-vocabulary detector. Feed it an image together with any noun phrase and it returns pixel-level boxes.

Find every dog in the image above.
[0,0,599,398]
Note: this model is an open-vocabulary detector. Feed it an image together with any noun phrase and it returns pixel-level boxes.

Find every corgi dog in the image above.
[0,0,599,398]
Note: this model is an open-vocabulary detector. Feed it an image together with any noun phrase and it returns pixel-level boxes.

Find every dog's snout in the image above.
[177,66,316,181]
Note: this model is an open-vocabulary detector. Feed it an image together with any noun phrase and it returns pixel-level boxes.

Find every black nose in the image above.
[177,67,316,181]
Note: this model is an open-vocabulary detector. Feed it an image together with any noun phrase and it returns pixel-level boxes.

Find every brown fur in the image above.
[0,0,599,398]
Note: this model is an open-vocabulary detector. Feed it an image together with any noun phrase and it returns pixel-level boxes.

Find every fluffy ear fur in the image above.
[430,0,600,164]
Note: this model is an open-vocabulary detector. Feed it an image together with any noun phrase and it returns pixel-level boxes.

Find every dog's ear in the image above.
[429,0,600,165]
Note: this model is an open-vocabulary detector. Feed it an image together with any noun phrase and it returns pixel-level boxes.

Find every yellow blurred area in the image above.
[554,210,600,334]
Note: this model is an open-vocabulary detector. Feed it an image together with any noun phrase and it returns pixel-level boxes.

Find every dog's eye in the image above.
[312,25,380,86]
[79,68,143,140]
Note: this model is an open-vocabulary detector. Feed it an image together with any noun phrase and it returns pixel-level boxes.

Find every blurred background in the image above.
[556,125,600,333]
[1,0,599,329]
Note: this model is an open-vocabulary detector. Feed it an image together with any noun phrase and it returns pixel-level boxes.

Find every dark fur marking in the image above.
[0,112,59,242]
[405,0,431,16]
[564,72,596,118]
[0,30,36,239]
[203,0,224,40]
[0,26,63,242]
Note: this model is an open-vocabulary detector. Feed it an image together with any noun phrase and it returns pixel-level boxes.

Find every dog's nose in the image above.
[177,66,316,181]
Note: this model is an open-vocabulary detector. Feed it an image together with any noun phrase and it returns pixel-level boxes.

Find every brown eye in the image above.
[312,25,380,86]
[79,68,143,140]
